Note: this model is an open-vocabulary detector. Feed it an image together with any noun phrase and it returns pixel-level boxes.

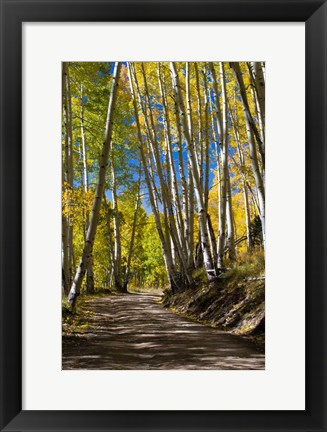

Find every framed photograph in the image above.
[0,0,326,431]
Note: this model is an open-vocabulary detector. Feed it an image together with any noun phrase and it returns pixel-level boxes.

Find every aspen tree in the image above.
[127,62,181,293]
[230,106,253,251]
[231,65,266,250]
[62,62,74,290]
[138,63,193,288]
[79,84,94,293]
[123,174,141,291]
[172,87,194,270]
[157,63,188,269]
[220,62,236,262]
[68,62,122,308]
[170,62,216,281]
[111,157,124,292]
[209,62,228,268]
[231,62,265,170]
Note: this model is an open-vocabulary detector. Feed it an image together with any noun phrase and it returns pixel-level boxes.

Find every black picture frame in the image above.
[0,0,326,431]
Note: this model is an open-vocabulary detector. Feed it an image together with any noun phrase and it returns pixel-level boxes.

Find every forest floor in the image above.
[62,293,264,370]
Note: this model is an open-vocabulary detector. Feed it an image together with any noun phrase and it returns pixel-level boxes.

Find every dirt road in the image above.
[62,293,264,370]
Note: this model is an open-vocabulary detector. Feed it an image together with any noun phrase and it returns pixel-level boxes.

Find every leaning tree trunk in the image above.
[209,62,229,269]
[187,165,195,271]
[174,90,194,271]
[243,180,253,251]
[170,62,216,282]
[158,64,187,257]
[248,61,265,146]
[67,62,122,309]
[231,109,253,252]
[103,194,116,287]
[244,119,266,251]
[231,62,265,171]
[231,65,266,250]
[231,106,254,253]
[123,177,141,291]
[210,97,222,256]
[127,62,180,293]
[111,157,125,293]
[138,63,193,289]
[80,84,94,294]
[157,63,193,287]
[202,63,210,215]
[226,174,236,261]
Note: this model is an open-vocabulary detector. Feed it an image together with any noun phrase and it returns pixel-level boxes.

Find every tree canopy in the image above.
[62,61,265,305]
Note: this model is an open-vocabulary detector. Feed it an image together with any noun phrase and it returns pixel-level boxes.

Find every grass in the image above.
[192,267,208,284]
[161,250,265,345]
[62,293,97,336]
[189,249,265,285]
[224,250,265,283]
[129,286,165,294]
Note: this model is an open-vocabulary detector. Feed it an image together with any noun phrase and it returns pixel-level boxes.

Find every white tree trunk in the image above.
[80,84,94,293]
[231,62,265,170]
[226,174,236,261]
[123,177,141,291]
[231,106,254,252]
[138,64,193,288]
[111,158,124,292]
[127,63,181,293]
[210,62,229,269]
[68,62,122,308]
[243,180,253,251]
[170,62,216,281]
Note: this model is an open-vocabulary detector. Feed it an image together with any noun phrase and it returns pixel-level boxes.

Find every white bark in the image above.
[157,64,188,269]
[111,158,124,292]
[68,62,122,307]
[226,174,236,261]
[230,82,265,250]
[243,181,253,251]
[123,177,141,291]
[127,63,181,293]
[170,62,215,281]
[79,84,94,293]
[210,62,228,268]
[138,64,193,288]
[231,62,264,169]
[244,121,266,250]
[231,108,253,252]
[173,91,193,268]
[252,61,265,139]
[80,84,89,193]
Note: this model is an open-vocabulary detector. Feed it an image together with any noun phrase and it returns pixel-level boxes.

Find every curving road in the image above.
[62,293,265,370]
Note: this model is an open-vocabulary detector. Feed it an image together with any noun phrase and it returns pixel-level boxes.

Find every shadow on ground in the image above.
[62,294,265,370]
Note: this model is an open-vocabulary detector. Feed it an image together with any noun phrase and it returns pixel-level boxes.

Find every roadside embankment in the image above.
[161,277,265,351]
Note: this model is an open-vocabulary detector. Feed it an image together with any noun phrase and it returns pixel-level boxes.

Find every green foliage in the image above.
[63,61,265,295]
[140,214,168,289]
[249,215,263,247]
[192,267,208,284]
[225,250,265,282]
[62,295,93,335]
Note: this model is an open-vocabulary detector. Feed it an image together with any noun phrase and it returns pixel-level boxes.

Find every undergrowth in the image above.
[62,290,111,336]
[224,250,265,283]
[162,250,265,350]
